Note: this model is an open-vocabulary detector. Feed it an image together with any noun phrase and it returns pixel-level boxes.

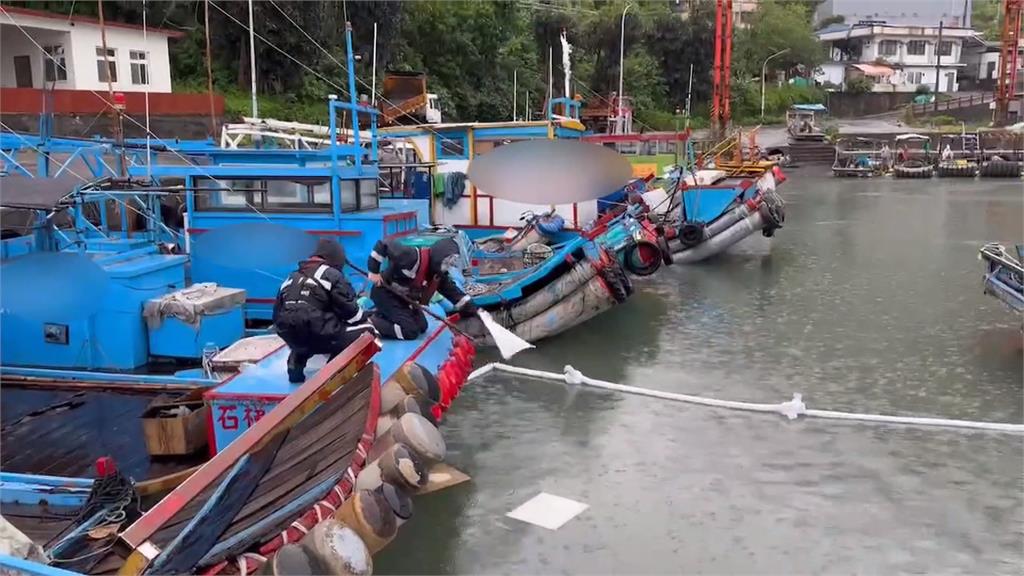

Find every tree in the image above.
[816,15,845,30]
[972,0,1002,41]
[734,0,825,79]
[845,76,873,94]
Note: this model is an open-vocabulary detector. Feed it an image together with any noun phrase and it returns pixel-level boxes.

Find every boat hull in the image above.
[669,190,785,263]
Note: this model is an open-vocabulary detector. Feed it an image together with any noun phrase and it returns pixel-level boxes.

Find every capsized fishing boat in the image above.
[832,138,884,177]
[0,24,476,573]
[387,210,639,346]
[979,243,1024,315]
[659,164,786,263]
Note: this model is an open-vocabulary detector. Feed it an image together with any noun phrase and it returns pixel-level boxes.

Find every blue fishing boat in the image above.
[0,25,475,575]
[979,243,1024,315]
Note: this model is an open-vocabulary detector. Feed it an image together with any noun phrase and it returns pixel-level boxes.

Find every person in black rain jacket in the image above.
[366,236,477,340]
[274,238,379,383]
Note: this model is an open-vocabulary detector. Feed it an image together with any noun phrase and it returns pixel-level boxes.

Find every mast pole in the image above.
[247,0,258,118]
[204,0,217,136]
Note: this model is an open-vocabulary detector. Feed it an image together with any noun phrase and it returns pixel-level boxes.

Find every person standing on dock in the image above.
[880,143,893,171]
[366,237,477,340]
[274,239,379,383]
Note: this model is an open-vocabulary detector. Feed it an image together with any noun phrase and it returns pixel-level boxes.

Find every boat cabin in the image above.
[786,104,827,141]
[378,100,590,232]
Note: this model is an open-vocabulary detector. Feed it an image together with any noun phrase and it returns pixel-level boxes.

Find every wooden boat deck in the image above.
[1,387,206,480]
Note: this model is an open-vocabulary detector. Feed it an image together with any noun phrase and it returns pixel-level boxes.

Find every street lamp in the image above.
[618,3,633,133]
[761,48,790,121]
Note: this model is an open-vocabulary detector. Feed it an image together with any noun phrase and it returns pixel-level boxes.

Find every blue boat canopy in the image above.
[790,104,827,112]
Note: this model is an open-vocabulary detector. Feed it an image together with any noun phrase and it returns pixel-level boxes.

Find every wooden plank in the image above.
[135,466,200,497]
[117,334,377,551]
[198,474,343,566]
[200,364,379,566]
[149,380,365,545]
[145,431,286,575]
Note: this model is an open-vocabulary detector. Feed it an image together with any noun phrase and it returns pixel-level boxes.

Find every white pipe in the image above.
[548,46,553,106]
[247,0,258,119]
[469,363,1024,434]
[371,22,378,106]
[513,68,518,121]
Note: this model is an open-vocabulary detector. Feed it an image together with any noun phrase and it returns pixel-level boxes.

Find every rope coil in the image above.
[469,363,1024,434]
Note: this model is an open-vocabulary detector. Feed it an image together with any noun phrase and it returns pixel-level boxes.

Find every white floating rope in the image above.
[468,363,1024,434]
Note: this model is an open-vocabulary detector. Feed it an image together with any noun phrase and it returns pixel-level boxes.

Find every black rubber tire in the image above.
[623,241,663,277]
[598,254,632,302]
[981,160,1022,178]
[678,222,705,248]
[657,234,674,265]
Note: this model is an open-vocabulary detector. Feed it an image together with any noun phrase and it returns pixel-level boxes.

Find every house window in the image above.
[907,41,928,56]
[435,133,468,159]
[906,71,924,85]
[96,47,117,82]
[938,41,953,57]
[129,50,149,85]
[879,40,899,56]
[43,45,67,82]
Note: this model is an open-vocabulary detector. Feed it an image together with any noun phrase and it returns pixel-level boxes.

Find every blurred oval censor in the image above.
[467,139,632,205]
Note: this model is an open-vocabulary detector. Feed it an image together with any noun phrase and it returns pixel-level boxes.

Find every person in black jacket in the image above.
[367,236,477,340]
[274,238,379,383]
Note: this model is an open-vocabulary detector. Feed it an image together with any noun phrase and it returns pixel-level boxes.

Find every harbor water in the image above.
[376,167,1024,574]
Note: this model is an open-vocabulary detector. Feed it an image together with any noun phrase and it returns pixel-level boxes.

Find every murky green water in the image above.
[377,168,1024,574]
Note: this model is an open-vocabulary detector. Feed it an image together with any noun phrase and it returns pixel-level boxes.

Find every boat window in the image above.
[312,180,331,205]
[265,179,307,206]
[194,178,253,209]
[359,178,379,210]
[340,180,358,212]
[435,133,468,159]
[194,177,331,212]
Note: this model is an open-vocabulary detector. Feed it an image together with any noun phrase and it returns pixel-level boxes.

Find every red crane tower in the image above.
[995,0,1023,124]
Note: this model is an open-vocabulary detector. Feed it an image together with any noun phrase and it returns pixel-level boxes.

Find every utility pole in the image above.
[685,63,694,129]
[933,19,943,112]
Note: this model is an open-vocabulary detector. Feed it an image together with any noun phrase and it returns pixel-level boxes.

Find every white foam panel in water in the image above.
[506,492,588,530]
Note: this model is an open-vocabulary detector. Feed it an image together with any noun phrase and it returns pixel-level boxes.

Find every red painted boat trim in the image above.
[120,334,379,550]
